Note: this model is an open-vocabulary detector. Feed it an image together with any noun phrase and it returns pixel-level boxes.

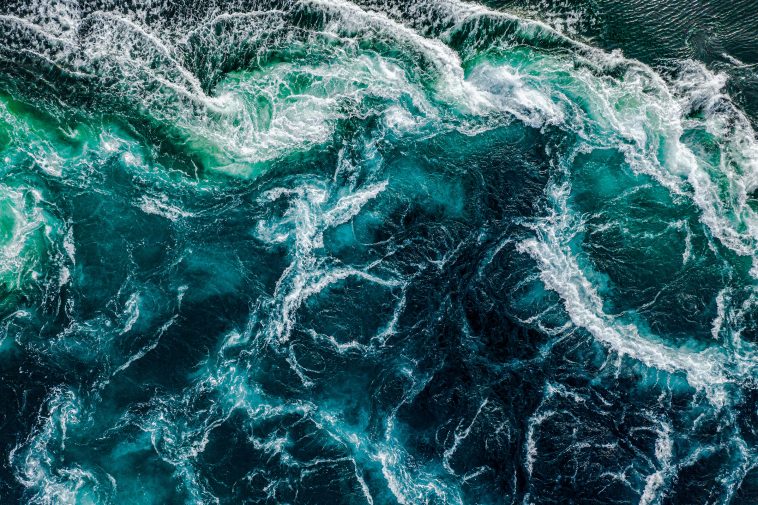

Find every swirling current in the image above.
[0,0,757,503]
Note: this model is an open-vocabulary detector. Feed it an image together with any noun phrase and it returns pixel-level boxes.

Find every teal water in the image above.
[0,0,757,503]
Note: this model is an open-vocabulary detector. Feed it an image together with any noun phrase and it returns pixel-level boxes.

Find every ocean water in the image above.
[0,0,757,503]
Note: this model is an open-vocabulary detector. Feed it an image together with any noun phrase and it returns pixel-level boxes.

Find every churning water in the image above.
[0,0,757,503]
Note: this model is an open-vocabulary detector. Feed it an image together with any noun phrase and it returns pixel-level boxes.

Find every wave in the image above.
[2,0,757,503]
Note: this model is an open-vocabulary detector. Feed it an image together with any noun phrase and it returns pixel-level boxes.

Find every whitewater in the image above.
[0,0,756,503]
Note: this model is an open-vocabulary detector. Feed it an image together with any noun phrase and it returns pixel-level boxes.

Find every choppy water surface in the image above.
[0,0,757,503]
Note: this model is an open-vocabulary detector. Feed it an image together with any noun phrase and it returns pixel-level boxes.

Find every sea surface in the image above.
[0,0,757,503]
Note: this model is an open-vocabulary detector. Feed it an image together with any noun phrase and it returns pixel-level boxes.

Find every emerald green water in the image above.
[0,0,757,503]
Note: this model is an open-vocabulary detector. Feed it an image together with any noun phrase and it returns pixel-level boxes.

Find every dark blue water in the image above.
[0,1,756,504]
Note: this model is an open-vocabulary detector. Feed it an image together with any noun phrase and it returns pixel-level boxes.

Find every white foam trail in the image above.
[524,409,554,477]
[640,422,672,505]
[257,180,395,345]
[443,398,488,474]
[0,184,59,292]
[11,389,116,505]
[517,182,731,400]
[712,289,728,341]
[139,195,194,221]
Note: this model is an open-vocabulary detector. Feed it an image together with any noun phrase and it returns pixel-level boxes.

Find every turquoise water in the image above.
[0,0,757,503]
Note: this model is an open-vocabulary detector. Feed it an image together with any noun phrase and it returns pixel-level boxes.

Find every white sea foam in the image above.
[524,409,554,476]
[0,185,55,291]
[4,1,758,502]
[10,389,114,505]
[257,180,396,345]
[640,421,672,505]
[350,0,758,270]
[467,63,564,127]
[443,398,488,474]
[712,289,728,341]
[139,195,194,221]
[517,182,732,400]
